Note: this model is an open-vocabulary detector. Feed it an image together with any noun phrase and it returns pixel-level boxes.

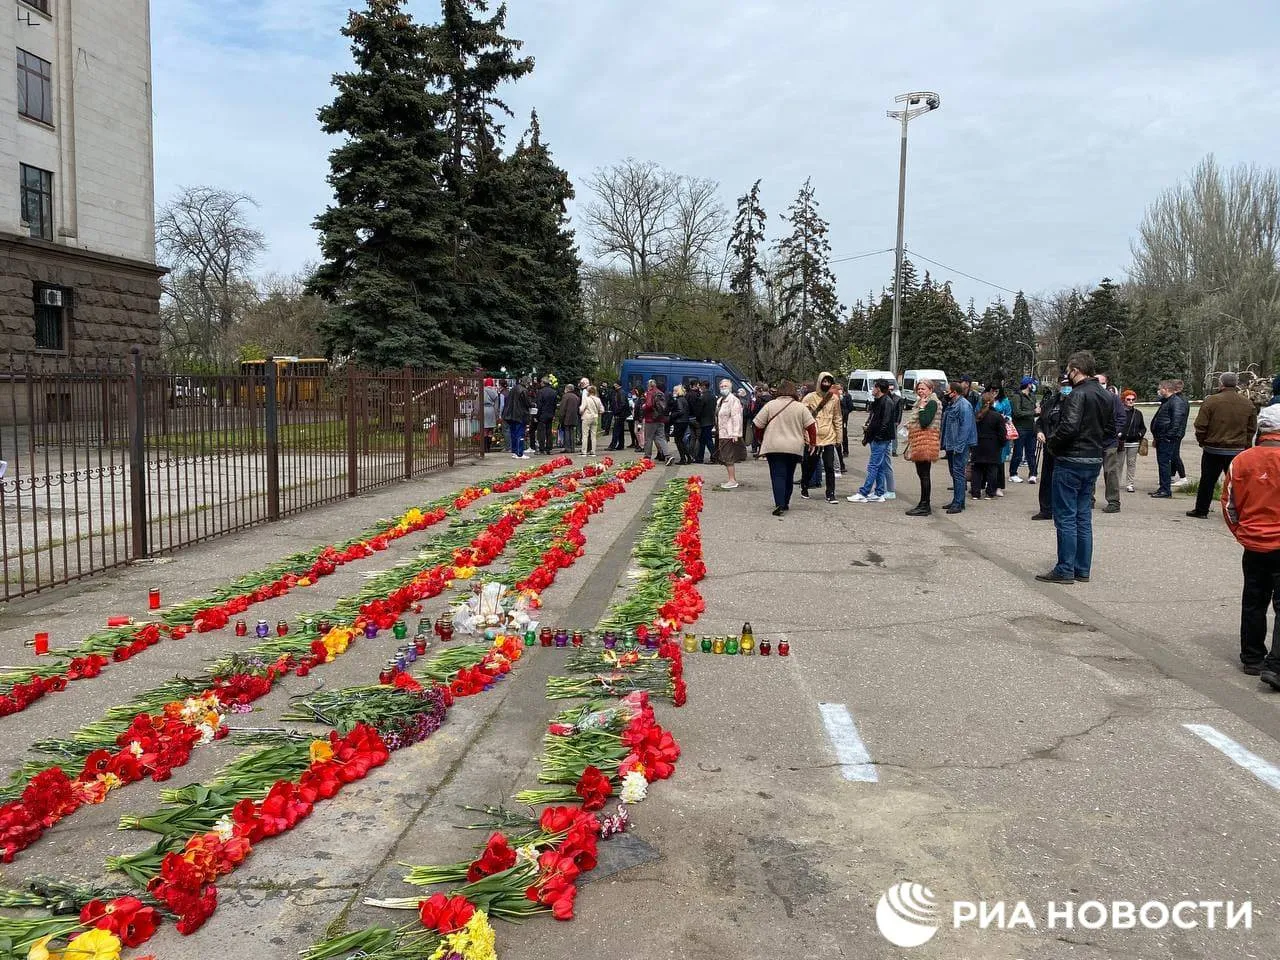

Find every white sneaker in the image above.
[1011,475,1023,483]
[1028,476,1037,484]
[519,454,532,459]
[834,470,842,478]
[995,489,1004,497]
[847,493,869,503]
[720,481,739,490]
[1126,483,1135,493]
[511,453,520,459]
[1173,477,1190,489]
[882,492,896,500]
[867,494,887,503]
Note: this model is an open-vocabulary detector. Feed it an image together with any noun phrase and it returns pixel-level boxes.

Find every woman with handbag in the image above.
[1119,389,1147,493]
[753,380,817,517]
[904,380,941,516]
[993,383,1014,496]
[715,379,746,489]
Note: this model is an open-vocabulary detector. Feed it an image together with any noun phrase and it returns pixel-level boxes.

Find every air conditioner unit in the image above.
[38,288,63,308]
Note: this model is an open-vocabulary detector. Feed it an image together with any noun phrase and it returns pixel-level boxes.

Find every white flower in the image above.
[127,740,144,758]
[515,843,540,866]
[620,771,648,804]
[195,723,216,745]
[212,815,234,841]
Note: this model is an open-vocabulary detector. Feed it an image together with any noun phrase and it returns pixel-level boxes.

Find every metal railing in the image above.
[0,351,484,600]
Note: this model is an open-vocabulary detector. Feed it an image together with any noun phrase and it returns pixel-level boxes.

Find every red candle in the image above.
[107,616,132,627]
[33,632,49,655]
[778,640,790,657]
[148,588,161,610]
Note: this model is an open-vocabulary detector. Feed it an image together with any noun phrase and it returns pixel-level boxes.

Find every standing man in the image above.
[482,377,501,452]
[1187,372,1256,519]
[940,380,977,514]
[840,379,855,461]
[1037,351,1114,584]
[502,378,532,460]
[697,380,716,464]
[848,380,896,503]
[1171,379,1192,488]
[1223,404,1280,684]
[536,377,557,455]
[1009,377,1039,484]
[751,383,773,457]
[608,382,628,450]
[959,374,981,410]
[1031,374,1071,520]
[1097,372,1127,513]
[641,379,676,466]
[685,382,705,463]
[1149,380,1188,498]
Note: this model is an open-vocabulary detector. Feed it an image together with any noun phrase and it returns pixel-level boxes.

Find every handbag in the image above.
[1004,417,1019,441]
[1139,436,1150,456]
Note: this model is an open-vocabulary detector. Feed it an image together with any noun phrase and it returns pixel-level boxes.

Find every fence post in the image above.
[447,378,457,468]
[126,345,147,559]
[265,359,280,521]
[346,364,358,498]
[403,366,413,480]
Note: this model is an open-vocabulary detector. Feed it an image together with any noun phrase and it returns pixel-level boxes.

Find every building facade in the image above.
[0,0,162,360]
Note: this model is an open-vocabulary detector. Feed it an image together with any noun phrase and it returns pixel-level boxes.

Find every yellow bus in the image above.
[239,357,329,404]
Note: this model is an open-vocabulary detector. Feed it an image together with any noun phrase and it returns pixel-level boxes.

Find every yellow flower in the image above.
[62,929,121,960]
[27,935,62,960]
[323,627,353,661]
[454,565,477,580]
[297,577,312,587]
[481,487,491,495]
[310,739,334,763]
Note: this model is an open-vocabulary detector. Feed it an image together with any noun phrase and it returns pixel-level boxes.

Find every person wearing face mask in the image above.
[1038,350,1115,585]
[715,379,746,489]
[1031,374,1072,520]
[802,372,844,503]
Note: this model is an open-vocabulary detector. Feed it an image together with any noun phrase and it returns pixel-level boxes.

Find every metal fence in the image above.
[0,351,484,600]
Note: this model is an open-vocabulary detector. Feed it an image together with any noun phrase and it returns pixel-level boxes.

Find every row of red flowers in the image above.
[0,463,599,865]
[0,458,573,721]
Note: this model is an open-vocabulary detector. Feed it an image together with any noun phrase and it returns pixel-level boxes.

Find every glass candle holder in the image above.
[415,635,429,656]
[440,622,454,641]
[318,619,333,635]
[393,620,408,640]
[712,637,725,655]
[148,588,161,610]
[700,636,712,653]
[683,633,698,653]
[778,640,790,657]
[255,620,270,639]
[725,636,739,656]
[603,631,617,650]
[378,664,394,685]
[540,628,553,648]
[276,620,289,637]
[33,632,49,655]
[364,622,379,640]
[572,631,584,647]
[234,620,247,637]
[759,639,772,656]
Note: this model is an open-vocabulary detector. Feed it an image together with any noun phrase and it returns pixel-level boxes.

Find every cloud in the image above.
[152,0,1280,306]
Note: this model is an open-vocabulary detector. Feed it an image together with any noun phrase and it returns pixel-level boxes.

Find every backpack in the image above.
[651,390,668,419]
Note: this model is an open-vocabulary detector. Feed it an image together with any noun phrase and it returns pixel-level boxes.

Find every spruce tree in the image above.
[1010,291,1036,377]
[310,1,466,368]
[1062,278,1127,377]
[774,179,845,373]
[506,111,585,377]
[907,278,970,375]
[972,300,1012,386]
[728,180,772,380]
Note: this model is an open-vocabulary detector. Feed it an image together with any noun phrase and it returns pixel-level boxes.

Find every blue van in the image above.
[618,354,754,399]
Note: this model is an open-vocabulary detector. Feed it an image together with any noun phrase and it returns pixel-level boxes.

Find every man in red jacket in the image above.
[1223,404,1280,687]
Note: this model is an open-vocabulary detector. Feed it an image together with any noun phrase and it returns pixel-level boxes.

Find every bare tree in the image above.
[156,186,266,366]
[232,269,330,360]
[1131,155,1280,375]
[583,160,729,354]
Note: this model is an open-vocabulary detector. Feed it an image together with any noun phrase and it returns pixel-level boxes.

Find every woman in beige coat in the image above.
[752,379,817,517]
[715,378,745,489]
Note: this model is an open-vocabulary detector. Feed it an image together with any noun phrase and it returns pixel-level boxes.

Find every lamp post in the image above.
[1013,340,1035,376]
[887,91,941,382]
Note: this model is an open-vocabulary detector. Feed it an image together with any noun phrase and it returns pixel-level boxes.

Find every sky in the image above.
[152,0,1280,311]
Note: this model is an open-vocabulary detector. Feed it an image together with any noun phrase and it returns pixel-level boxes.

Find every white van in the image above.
[846,370,898,410]
[901,369,949,407]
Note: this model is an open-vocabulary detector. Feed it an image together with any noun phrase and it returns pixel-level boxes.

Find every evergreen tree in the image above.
[971,300,1012,386]
[310,1,466,368]
[424,0,536,354]
[906,278,970,375]
[774,179,845,373]
[1061,278,1128,377]
[1010,291,1036,377]
[728,179,772,380]
[503,111,585,376]
[1122,298,1186,397]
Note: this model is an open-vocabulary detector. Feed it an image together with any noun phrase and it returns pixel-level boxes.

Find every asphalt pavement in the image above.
[0,441,1276,960]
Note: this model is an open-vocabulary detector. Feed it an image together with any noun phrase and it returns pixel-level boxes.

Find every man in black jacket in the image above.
[535,378,558,455]
[696,380,716,463]
[607,383,628,451]
[1031,375,1070,520]
[1149,379,1190,497]
[1038,351,1115,585]
[686,383,705,462]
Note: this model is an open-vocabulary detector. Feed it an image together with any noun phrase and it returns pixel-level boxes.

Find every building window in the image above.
[19,0,51,15]
[33,284,69,352]
[17,49,53,125]
[20,163,53,240]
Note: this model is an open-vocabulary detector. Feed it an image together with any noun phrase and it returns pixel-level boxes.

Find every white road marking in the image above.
[1184,723,1280,791]
[818,702,878,782]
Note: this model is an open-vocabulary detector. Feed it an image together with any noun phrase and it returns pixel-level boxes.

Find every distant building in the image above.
[0,0,162,359]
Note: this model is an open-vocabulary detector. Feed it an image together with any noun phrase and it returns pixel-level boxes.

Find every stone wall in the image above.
[0,232,163,358]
